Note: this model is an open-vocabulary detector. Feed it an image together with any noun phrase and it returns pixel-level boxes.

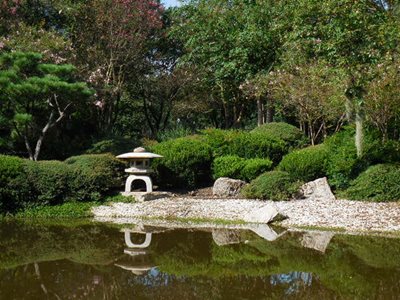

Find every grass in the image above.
[14,202,99,219]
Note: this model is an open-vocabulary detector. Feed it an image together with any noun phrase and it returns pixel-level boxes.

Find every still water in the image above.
[0,220,399,300]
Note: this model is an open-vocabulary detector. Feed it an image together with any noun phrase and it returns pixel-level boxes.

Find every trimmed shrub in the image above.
[200,129,287,164]
[228,132,287,163]
[212,156,273,181]
[65,154,126,201]
[241,158,273,181]
[0,155,30,212]
[251,122,308,149]
[150,137,213,188]
[212,155,245,180]
[343,164,400,202]
[241,171,303,201]
[200,129,242,157]
[278,144,329,182]
[24,160,72,206]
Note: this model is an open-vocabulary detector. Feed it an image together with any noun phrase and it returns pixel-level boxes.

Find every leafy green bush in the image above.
[278,144,328,181]
[24,160,72,206]
[241,158,273,181]
[200,129,287,164]
[324,127,367,189]
[251,122,308,149]
[241,171,302,201]
[65,154,126,201]
[212,155,245,180]
[200,129,242,157]
[343,164,400,202]
[150,137,213,188]
[0,155,30,212]
[212,156,273,182]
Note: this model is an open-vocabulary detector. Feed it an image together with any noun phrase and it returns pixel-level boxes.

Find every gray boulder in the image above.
[212,177,247,197]
[242,201,286,223]
[299,177,335,201]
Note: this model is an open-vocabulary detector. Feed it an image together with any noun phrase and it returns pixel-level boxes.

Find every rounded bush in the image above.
[212,155,245,180]
[344,164,400,202]
[251,122,308,149]
[241,158,273,181]
[65,154,126,201]
[278,144,328,181]
[200,128,288,164]
[150,137,213,188]
[212,156,273,181]
[24,160,72,206]
[200,129,242,157]
[0,155,30,212]
[241,171,302,201]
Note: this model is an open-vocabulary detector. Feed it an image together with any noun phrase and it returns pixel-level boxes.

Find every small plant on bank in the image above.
[241,171,303,201]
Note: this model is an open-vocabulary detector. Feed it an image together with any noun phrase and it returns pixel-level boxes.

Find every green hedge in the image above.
[0,154,126,213]
[150,137,213,188]
[0,155,30,212]
[343,164,400,202]
[24,160,72,206]
[65,154,126,201]
[212,155,273,181]
[241,171,302,201]
[278,144,328,181]
[251,122,308,149]
[200,128,287,163]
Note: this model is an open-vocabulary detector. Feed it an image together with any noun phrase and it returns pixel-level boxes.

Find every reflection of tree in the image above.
[1,222,400,299]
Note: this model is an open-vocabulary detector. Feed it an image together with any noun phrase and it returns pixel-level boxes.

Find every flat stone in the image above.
[212,177,247,197]
[299,177,336,201]
[121,192,173,202]
[242,201,285,223]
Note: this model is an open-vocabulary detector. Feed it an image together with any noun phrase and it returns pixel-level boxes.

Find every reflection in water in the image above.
[0,220,400,299]
[270,272,313,295]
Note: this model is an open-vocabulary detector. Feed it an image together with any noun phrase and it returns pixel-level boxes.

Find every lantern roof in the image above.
[116,147,163,159]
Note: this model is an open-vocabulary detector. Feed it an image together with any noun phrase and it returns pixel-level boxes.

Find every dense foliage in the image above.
[150,137,213,188]
[241,171,302,201]
[343,164,400,202]
[278,144,328,182]
[0,154,125,213]
[1,0,400,203]
[212,156,273,181]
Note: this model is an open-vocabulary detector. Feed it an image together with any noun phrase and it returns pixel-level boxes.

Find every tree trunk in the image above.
[257,97,264,127]
[355,108,364,157]
[265,98,274,123]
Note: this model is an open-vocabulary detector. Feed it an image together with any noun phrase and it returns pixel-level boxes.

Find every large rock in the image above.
[212,177,247,197]
[242,201,286,224]
[300,177,335,201]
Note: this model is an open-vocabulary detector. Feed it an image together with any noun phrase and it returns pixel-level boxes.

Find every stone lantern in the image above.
[116,147,162,194]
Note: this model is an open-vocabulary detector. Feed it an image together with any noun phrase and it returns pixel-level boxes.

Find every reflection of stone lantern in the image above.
[116,147,162,193]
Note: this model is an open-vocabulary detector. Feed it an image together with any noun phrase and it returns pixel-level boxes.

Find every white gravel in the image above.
[92,197,400,233]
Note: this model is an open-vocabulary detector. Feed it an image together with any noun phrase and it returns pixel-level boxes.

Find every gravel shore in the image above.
[92,196,400,233]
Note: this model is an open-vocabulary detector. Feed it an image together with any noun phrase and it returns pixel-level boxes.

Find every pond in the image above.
[0,220,399,300]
